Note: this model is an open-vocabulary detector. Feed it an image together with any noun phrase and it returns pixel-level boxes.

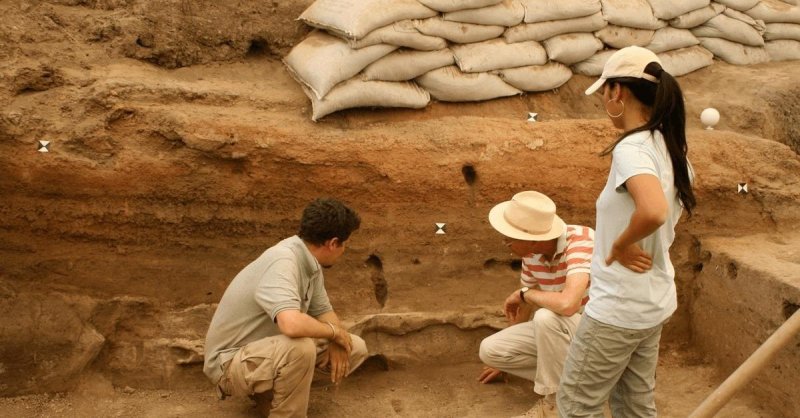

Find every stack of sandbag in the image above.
[745,0,800,60]
[574,0,713,76]
[285,0,443,120]
[483,0,606,91]
[693,5,770,65]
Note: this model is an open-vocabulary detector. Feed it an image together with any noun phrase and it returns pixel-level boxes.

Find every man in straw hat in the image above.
[478,191,594,418]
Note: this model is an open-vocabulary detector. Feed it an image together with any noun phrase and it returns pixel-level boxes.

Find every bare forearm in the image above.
[315,310,342,327]
[276,310,336,339]
[615,209,664,249]
[525,289,579,317]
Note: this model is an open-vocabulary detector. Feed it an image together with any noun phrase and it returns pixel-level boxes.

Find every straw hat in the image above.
[488,191,565,241]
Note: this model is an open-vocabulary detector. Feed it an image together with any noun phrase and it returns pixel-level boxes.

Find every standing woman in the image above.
[556,46,696,417]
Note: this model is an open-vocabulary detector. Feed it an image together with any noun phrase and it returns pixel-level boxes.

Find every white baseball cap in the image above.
[584,46,662,96]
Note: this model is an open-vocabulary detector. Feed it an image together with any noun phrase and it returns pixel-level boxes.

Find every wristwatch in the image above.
[519,286,530,303]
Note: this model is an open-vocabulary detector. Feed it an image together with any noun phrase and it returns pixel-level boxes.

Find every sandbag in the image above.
[601,0,669,30]
[363,49,455,81]
[572,49,617,76]
[596,25,656,48]
[745,0,800,24]
[503,12,607,43]
[714,0,759,11]
[416,66,522,101]
[350,20,447,50]
[495,62,574,91]
[543,33,604,64]
[284,31,398,100]
[646,27,700,53]
[765,39,800,60]
[452,39,548,72]
[418,0,503,12]
[669,3,726,28]
[414,17,506,44]
[698,36,770,64]
[306,79,431,121]
[299,0,438,40]
[723,8,766,31]
[764,22,800,41]
[691,13,765,46]
[443,0,525,26]
[658,45,714,76]
[646,0,710,20]
[519,0,601,23]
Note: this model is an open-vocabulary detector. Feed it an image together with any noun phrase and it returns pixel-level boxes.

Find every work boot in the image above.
[510,394,557,418]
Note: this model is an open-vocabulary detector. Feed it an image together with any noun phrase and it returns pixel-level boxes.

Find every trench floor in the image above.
[0,346,777,418]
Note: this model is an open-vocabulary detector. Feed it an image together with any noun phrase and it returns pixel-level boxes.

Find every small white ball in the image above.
[701,108,720,129]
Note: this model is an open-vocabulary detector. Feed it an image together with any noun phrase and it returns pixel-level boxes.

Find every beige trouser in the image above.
[479,308,582,396]
[218,333,368,418]
[556,315,665,418]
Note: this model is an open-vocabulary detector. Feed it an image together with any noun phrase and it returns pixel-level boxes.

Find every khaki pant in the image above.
[218,333,368,418]
[556,315,664,418]
[479,308,582,396]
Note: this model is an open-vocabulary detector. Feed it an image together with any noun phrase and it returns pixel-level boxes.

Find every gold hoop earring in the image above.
[606,99,624,118]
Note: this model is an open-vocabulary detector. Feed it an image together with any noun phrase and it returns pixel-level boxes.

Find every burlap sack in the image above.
[299,0,438,40]
[306,79,431,121]
[746,0,800,24]
[363,49,455,81]
[443,0,525,26]
[723,8,766,31]
[572,49,617,76]
[645,27,700,53]
[691,14,765,46]
[765,39,800,60]
[350,20,448,50]
[519,0,601,23]
[669,3,726,29]
[496,62,573,91]
[596,25,656,48]
[414,17,506,44]
[452,39,548,72]
[503,12,607,43]
[416,66,522,101]
[284,31,398,100]
[543,33,604,64]
[764,23,800,41]
[419,0,503,12]
[601,0,668,30]
[714,0,759,11]
[698,36,770,64]
[646,0,710,20]
[658,45,714,76]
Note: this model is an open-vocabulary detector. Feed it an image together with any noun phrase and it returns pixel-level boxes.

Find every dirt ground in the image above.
[1,1,799,417]
[0,346,777,418]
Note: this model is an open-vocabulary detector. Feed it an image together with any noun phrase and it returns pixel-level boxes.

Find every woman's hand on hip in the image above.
[606,242,653,273]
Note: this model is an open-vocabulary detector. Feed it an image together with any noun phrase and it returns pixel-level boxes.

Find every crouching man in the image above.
[203,198,368,418]
[478,191,594,418]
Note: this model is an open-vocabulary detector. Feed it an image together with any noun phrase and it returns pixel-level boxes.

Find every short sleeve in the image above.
[307,275,333,317]
[565,228,594,276]
[255,258,302,322]
[612,141,658,191]
[520,258,539,288]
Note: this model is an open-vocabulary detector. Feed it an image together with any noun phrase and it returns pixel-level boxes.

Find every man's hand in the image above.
[331,324,352,354]
[477,366,506,384]
[606,242,653,273]
[327,342,350,384]
[504,289,523,322]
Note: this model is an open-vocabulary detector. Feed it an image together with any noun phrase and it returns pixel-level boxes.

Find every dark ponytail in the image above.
[600,62,696,216]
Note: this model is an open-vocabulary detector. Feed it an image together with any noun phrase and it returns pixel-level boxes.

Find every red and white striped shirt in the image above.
[520,225,595,311]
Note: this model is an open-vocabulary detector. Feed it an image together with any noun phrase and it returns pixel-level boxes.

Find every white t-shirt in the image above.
[585,129,691,329]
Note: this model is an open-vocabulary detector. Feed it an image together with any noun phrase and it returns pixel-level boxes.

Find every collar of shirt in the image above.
[535,229,569,265]
[287,235,321,278]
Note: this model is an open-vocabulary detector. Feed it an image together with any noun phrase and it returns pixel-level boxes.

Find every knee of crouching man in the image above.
[532,308,559,329]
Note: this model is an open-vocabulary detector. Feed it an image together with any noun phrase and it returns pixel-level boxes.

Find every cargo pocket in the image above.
[229,338,279,396]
